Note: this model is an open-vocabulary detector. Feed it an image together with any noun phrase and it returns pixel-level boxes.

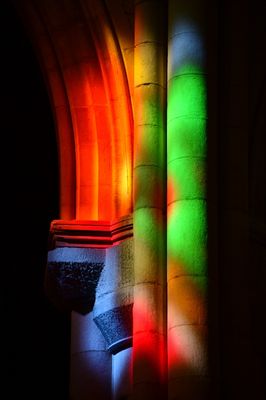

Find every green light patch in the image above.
[167,117,206,162]
[168,74,206,122]
[168,157,206,203]
[167,199,207,276]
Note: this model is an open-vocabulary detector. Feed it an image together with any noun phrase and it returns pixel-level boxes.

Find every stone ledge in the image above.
[48,215,133,249]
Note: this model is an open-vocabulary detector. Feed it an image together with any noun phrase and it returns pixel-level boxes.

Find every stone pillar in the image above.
[93,238,134,399]
[46,247,112,400]
[46,219,133,399]
[167,1,208,399]
[112,348,133,400]
[70,311,112,400]
[133,0,167,398]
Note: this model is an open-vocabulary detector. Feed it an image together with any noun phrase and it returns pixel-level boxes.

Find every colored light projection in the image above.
[30,0,133,222]
[24,0,209,397]
[132,1,167,396]
[167,14,208,390]
[132,3,208,398]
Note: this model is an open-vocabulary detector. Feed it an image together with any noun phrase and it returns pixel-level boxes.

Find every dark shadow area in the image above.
[1,1,70,398]
[207,1,266,399]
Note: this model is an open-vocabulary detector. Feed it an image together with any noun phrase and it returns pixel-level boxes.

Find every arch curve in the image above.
[15,0,133,223]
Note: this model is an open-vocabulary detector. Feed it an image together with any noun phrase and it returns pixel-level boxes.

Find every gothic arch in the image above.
[16,0,133,222]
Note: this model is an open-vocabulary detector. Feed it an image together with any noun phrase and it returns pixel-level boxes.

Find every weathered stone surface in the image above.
[45,247,105,314]
[45,260,104,314]
[71,312,107,354]
[96,237,134,295]
[93,304,133,354]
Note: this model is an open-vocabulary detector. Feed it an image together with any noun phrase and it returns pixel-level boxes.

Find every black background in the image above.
[1,1,70,399]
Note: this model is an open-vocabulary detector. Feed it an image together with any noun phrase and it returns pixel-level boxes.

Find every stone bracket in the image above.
[45,260,104,314]
[93,304,133,355]
[45,247,105,314]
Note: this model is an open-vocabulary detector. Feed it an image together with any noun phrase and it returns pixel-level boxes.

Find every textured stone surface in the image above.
[168,324,208,378]
[46,260,104,313]
[167,117,206,161]
[94,288,133,316]
[134,43,165,86]
[133,3,167,390]
[168,275,207,327]
[168,157,206,201]
[93,304,133,354]
[92,239,134,353]
[168,0,206,39]
[134,283,165,335]
[134,208,164,284]
[134,125,164,167]
[46,247,105,314]
[134,0,164,45]
[71,311,107,354]
[168,30,205,77]
[96,238,134,296]
[134,165,164,210]
[134,84,165,127]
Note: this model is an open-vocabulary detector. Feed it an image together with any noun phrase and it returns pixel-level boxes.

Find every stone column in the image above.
[46,219,134,399]
[46,247,112,400]
[133,0,167,398]
[112,347,133,399]
[70,311,112,400]
[167,1,208,399]
[93,238,134,400]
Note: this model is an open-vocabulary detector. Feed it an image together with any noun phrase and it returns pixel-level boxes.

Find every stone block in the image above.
[168,275,207,327]
[168,0,206,39]
[46,247,105,314]
[168,30,205,78]
[167,116,206,161]
[134,165,164,210]
[134,207,164,283]
[96,238,134,295]
[134,283,165,335]
[112,348,133,399]
[93,304,133,354]
[168,324,208,379]
[134,84,165,127]
[135,0,165,45]
[71,311,106,354]
[168,74,206,123]
[167,157,206,203]
[94,287,133,316]
[134,124,164,168]
[134,43,165,87]
[133,331,165,384]
[167,199,207,277]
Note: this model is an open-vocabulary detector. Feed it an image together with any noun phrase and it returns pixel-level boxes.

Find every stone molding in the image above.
[48,215,133,249]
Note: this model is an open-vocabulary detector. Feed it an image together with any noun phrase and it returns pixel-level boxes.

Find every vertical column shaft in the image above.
[133,1,167,399]
[167,1,208,399]
[112,348,133,400]
[70,312,112,400]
